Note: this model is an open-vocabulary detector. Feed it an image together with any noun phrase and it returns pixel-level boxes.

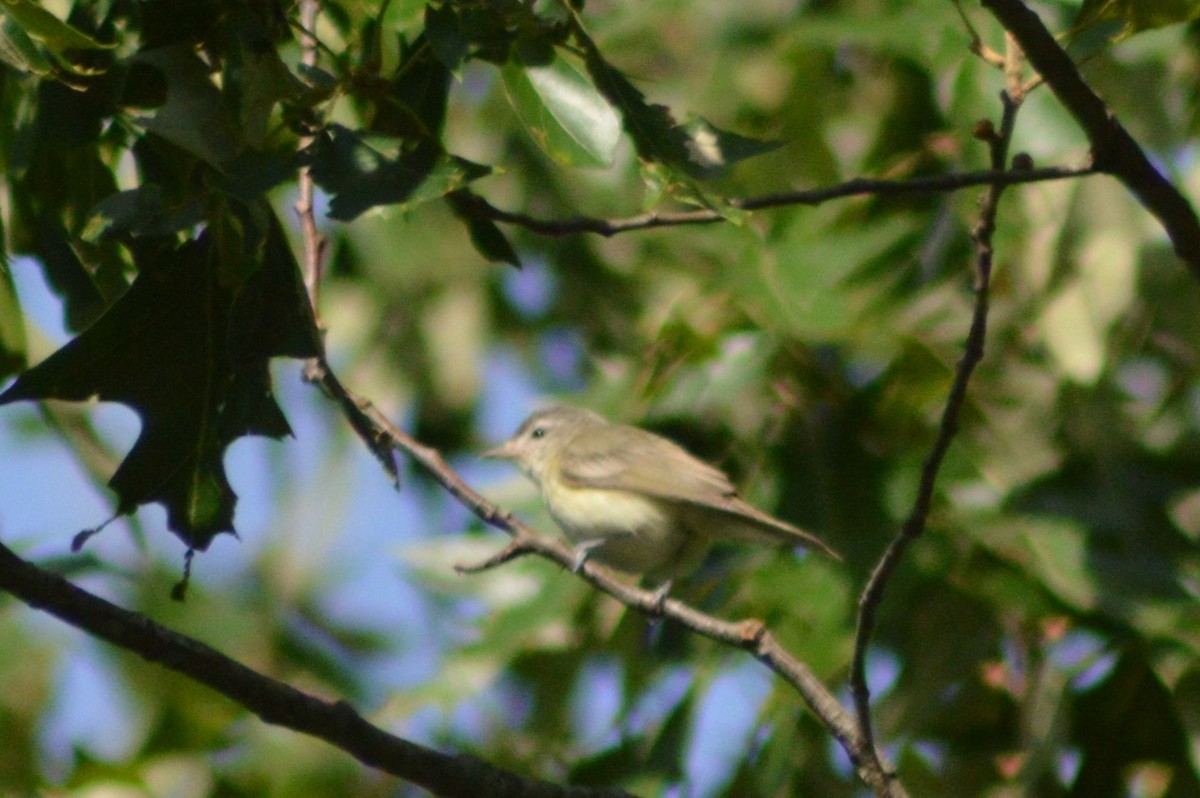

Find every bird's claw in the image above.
[571,539,606,574]
[649,580,673,615]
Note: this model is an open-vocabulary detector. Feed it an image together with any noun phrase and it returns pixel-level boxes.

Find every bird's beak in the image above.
[481,439,520,460]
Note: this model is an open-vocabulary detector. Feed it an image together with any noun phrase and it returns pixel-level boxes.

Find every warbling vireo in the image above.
[484,406,839,583]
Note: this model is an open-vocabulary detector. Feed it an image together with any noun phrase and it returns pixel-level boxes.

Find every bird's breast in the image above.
[541,479,667,537]
[540,479,687,573]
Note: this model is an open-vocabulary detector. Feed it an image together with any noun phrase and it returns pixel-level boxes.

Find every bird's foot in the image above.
[649,580,673,615]
[571,539,606,574]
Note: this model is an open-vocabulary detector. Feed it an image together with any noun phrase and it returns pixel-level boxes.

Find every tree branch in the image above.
[452,165,1093,238]
[849,87,1019,789]
[979,0,1200,277]
[0,540,634,798]
[300,358,901,796]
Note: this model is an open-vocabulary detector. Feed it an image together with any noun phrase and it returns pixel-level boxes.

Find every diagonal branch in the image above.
[849,87,1020,786]
[0,540,634,798]
[979,0,1200,277]
[451,165,1093,238]
[300,358,901,796]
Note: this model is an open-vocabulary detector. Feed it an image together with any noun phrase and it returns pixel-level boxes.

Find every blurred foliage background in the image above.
[1,0,1199,796]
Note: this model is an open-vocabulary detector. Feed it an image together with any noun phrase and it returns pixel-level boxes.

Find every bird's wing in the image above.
[557,423,736,502]
[559,422,840,560]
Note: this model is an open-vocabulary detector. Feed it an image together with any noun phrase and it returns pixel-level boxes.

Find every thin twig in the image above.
[848,86,1020,787]
[452,165,1093,238]
[290,0,397,481]
[295,0,328,313]
[0,541,634,798]
[953,0,1005,68]
[980,0,1200,276]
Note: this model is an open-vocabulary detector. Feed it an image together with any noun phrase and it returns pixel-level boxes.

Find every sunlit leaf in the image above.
[679,117,781,179]
[1040,280,1106,384]
[0,0,114,54]
[501,47,621,168]
[0,15,51,75]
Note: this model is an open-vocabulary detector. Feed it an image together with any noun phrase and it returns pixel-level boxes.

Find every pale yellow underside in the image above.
[540,477,696,574]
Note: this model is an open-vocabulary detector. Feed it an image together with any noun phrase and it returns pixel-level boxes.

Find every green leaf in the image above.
[500,47,621,168]
[736,213,920,339]
[1013,519,1102,611]
[447,192,520,266]
[1039,280,1106,384]
[1039,230,1135,384]
[0,258,26,380]
[211,151,298,201]
[579,36,691,169]
[424,0,516,73]
[210,197,271,284]
[32,221,108,332]
[305,124,493,221]
[370,34,451,140]
[220,22,303,150]
[1074,0,1200,40]
[0,211,319,550]
[295,63,339,99]
[0,15,52,75]
[0,0,112,81]
[81,185,206,242]
[0,0,114,54]
[679,117,781,179]
[133,45,240,168]
[570,24,772,214]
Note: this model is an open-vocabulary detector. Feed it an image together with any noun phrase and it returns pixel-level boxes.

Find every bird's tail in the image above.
[681,501,841,561]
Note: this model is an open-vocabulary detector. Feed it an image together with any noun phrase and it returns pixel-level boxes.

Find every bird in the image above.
[483,405,839,590]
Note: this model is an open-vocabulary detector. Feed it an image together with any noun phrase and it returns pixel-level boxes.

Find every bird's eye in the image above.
[531,427,546,439]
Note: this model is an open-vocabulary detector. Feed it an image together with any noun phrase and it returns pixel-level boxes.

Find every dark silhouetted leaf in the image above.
[305,124,492,220]
[447,191,520,266]
[211,151,298,200]
[32,221,109,331]
[368,34,451,141]
[579,36,691,169]
[219,9,304,149]
[0,210,319,550]
[1069,652,1200,796]
[81,185,206,242]
[296,63,338,97]
[133,45,239,167]
[424,0,515,73]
